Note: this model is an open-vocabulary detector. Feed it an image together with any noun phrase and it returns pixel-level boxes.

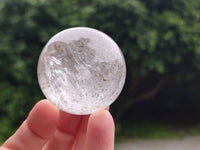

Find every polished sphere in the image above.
[37,27,126,115]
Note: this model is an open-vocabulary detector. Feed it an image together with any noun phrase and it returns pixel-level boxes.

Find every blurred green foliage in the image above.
[1,0,200,142]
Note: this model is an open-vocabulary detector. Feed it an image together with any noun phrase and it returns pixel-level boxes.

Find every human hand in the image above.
[0,100,114,150]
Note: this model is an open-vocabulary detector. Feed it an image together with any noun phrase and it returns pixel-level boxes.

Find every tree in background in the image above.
[0,0,200,141]
[86,0,200,121]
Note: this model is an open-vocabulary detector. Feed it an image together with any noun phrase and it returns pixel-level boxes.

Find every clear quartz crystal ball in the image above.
[37,27,126,115]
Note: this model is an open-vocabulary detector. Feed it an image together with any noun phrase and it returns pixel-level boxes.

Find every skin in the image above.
[0,100,115,150]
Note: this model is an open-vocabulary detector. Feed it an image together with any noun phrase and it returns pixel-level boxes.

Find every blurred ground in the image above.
[115,136,200,150]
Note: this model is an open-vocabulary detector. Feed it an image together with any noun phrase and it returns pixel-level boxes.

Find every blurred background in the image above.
[1,0,200,149]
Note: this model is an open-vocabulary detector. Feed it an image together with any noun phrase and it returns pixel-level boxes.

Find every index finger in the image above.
[43,110,83,150]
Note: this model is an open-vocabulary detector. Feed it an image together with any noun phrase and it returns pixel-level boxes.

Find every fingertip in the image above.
[90,110,113,124]
[86,110,115,150]
[90,110,115,135]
